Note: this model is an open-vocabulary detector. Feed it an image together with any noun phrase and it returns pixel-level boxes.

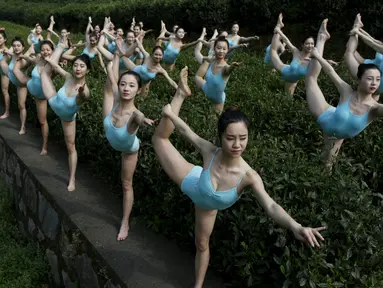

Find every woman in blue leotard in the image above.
[195,36,241,114]
[194,28,249,65]
[156,24,201,71]
[13,40,54,155]
[227,22,259,57]
[271,14,337,96]
[103,54,154,241]
[62,17,106,73]
[345,14,382,101]
[120,39,178,96]
[306,19,383,169]
[0,30,10,120]
[97,21,138,73]
[0,37,29,134]
[26,23,44,55]
[40,36,91,192]
[152,67,326,288]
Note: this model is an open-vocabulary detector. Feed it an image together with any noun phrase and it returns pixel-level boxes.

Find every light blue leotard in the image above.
[103,105,140,153]
[364,52,383,94]
[107,41,117,54]
[181,148,251,210]
[202,63,227,104]
[162,42,180,64]
[48,82,80,122]
[281,58,309,83]
[264,45,272,65]
[317,96,374,139]
[26,66,45,100]
[81,47,96,60]
[8,59,23,87]
[226,39,237,58]
[132,64,157,84]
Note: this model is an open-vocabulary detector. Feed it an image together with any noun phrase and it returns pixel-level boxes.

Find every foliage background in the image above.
[1,1,383,285]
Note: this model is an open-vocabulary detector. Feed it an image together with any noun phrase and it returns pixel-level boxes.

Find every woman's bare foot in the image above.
[353,13,363,29]
[67,179,75,192]
[319,19,331,40]
[276,13,284,29]
[178,66,191,97]
[117,222,129,241]
[50,15,55,25]
[19,126,26,135]
[0,112,9,119]
[199,28,207,40]
[40,148,47,156]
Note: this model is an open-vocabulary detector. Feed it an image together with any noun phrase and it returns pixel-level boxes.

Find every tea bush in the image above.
[2,0,383,37]
[1,20,383,287]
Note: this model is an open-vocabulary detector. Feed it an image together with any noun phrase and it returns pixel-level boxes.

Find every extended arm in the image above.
[159,69,178,89]
[355,29,383,54]
[250,171,326,247]
[181,39,201,50]
[238,35,259,43]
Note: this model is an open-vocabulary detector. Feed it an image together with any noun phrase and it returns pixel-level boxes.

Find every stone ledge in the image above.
[0,113,224,287]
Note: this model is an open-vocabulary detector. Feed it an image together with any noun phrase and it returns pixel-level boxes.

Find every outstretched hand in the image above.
[77,83,86,95]
[231,62,242,67]
[293,225,326,248]
[142,117,156,126]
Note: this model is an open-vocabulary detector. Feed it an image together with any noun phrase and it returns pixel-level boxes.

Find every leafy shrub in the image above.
[1,20,383,287]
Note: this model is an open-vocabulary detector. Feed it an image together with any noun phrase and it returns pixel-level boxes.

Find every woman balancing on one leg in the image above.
[305,19,383,169]
[226,22,259,57]
[62,17,106,73]
[345,14,383,101]
[152,67,326,288]
[270,14,338,95]
[195,36,241,114]
[194,28,248,65]
[104,53,154,241]
[97,20,139,73]
[120,39,178,96]
[12,40,54,155]
[0,29,10,119]
[40,37,91,191]
[155,23,200,71]
[0,37,29,134]
[26,23,44,55]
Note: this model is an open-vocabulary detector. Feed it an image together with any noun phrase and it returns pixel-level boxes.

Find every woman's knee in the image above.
[195,237,210,253]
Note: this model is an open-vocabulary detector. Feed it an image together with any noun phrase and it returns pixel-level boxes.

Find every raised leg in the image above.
[156,22,167,46]
[152,67,194,187]
[305,19,331,118]
[117,151,139,241]
[194,62,209,90]
[62,120,77,192]
[270,13,286,73]
[35,99,49,155]
[194,207,217,288]
[40,68,57,100]
[194,28,206,65]
[0,75,10,119]
[13,60,29,86]
[344,14,363,78]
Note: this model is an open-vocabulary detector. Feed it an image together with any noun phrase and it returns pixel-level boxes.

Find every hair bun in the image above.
[226,106,240,112]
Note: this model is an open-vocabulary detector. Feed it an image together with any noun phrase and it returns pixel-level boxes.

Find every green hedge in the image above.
[2,0,383,37]
[2,20,383,287]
